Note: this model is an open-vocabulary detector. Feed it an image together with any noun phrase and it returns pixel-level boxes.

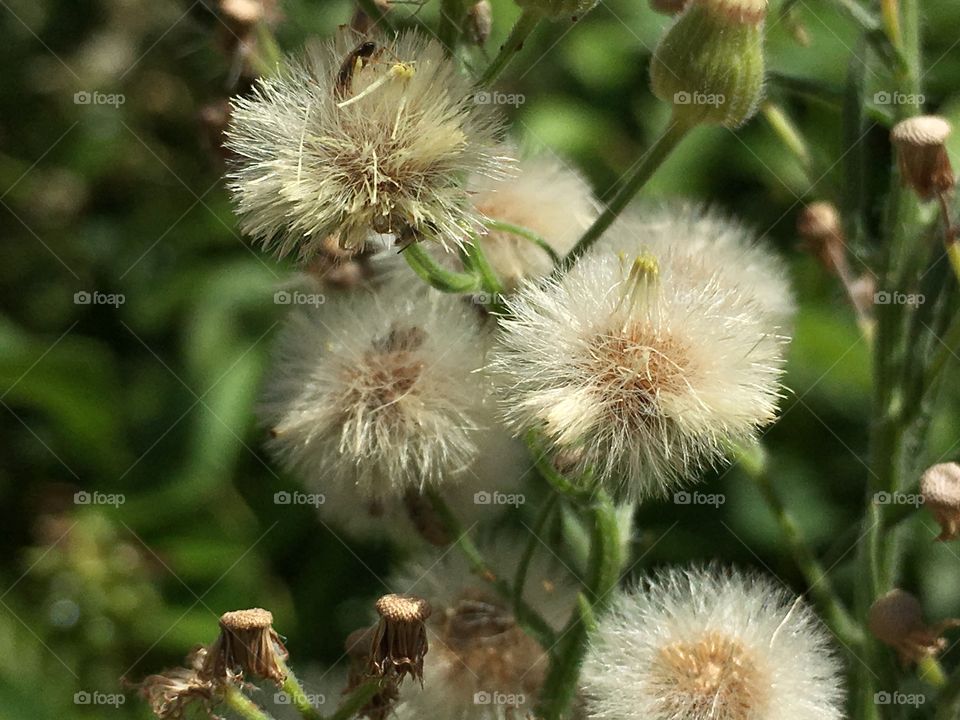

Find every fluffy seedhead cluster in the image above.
[493,245,786,499]
[581,567,845,720]
[261,279,491,500]
[227,31,507,257]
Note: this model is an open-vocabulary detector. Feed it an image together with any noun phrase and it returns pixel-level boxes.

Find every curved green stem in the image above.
[223,685,276,720]
[562,114,694,271]
[513,494,559,614]
[536,490,621,720]
[738,445,864,647]
[487,219,561,267]
[438,0,465,53]
[402,242,480,293]
[424,487,556,649]
[477,9,540,86]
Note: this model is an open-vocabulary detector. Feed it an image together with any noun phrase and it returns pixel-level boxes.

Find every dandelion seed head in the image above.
[581,566,845,720]
[492,245,786,499]
[261,278,490,501]
[226,31,507,259]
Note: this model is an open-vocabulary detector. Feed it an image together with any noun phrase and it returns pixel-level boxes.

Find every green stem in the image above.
[761,102,814,181]
[461,238,505,310]
[402,242,480,293]
[740,446,864,647]
[329,679,381,720]
[223,685,276,720]
[513,494,559,614]
[424,487,557,649]
[487,220,561,267]
[824,0,907,73]
[477,9,540,86]
[279,658,322,720]
[438,0,465,53]
[562,114,694,271]
[536,490,621,720]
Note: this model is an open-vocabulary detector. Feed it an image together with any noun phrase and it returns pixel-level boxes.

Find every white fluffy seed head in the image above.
[601,203,795,327]
[581,566,845,720]
[491,247,786,500]
[226,31,507,258]
[260,278,491,501]
[470,152,598,288]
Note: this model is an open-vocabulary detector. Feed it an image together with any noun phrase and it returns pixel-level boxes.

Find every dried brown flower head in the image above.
[869,589,960,666]
[797,201,845,272]
[921,462,960,541]
[138,647,217,719]
[891,116,955,201]
[202,608,288,684]
[370,594,432,684]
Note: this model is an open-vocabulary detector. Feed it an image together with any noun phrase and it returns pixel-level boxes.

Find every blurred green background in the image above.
[1,0,960,717]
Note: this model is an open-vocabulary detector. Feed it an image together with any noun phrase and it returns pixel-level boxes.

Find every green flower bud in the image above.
[650,0,767,128]
[515,0,598,22]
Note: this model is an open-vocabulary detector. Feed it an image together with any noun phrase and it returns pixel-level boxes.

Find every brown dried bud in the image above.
[891,116,955,201]
[797,202,847,276]
[466,1,493,45]
[202,608,288,684]
[869,589,960,666]
[921,462,960,541]
[370,594,431,684]
[649,0,691,14]
[137,647,216,719]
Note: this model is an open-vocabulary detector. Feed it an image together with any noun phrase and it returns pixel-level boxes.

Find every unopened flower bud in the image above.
[797,202,847,276]
[514,0,599,22]
[869,589,959,666]
[651,0,768,128]
[649,0,690,14]
[891,116,955,201]
[202,608,288,684]
[921,462,960,541]
[466,1,493,45]
[370,594,431,684]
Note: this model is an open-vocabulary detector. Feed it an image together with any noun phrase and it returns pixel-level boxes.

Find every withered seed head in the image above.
[202,608,288,684]
[890,116,955,201]
[797,201,847,276]
[370,594,431,685]
[920,462,960,541]
[869,589,959,666]
[137,647,216,719]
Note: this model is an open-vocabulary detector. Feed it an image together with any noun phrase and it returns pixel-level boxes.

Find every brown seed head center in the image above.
[652,631,767,720]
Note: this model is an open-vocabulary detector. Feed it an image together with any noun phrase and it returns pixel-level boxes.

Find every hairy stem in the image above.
[279,658,322,720]
[425,487,557,648]
[223,685,276,720]
[329,679,381,720]
[477,9,540,86]
[563,114,694,270]
[487,219,561,267]
[402,242,480,293]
